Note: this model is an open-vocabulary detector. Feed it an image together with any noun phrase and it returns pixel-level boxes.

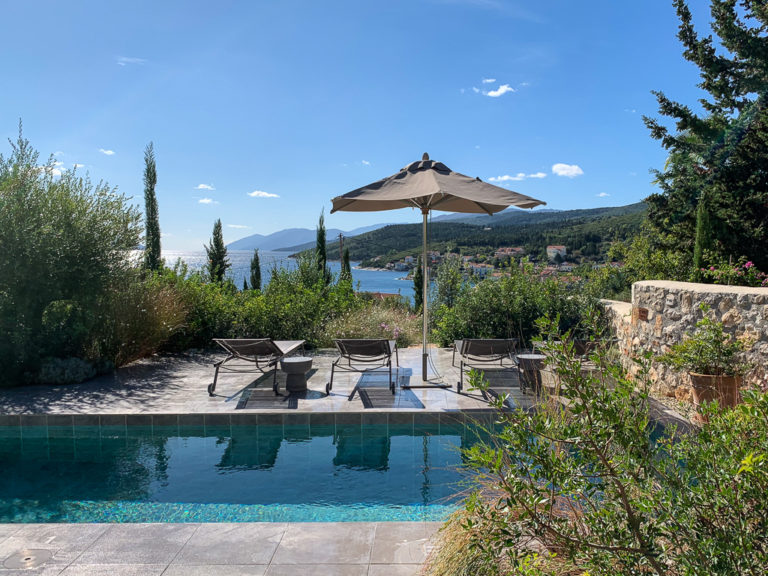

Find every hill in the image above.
[328,203,646,265]
[227,223,392,251]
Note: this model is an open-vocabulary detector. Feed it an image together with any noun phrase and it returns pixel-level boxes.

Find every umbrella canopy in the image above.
[331,153,546,383]
[332,154,544,215]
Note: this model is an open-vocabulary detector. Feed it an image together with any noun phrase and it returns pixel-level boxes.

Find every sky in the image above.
[1,1,716,250]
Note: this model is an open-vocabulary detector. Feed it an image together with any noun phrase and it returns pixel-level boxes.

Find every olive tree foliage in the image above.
[462,315,768,575]
[0,129,142,383]
[644,0,768,270]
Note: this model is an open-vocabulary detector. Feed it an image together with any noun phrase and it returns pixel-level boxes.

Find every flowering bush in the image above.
[699,259,768,287]
[319,303,421,348]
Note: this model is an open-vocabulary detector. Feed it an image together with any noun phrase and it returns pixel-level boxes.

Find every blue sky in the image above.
[1,1,713,250]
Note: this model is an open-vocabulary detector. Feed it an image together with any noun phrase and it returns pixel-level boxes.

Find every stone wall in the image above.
[605,281,768,401]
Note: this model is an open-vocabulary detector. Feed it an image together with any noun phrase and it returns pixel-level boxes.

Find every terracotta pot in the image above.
[689,372,742,423]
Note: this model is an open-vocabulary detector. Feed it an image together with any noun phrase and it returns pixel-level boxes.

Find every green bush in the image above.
[431,263,598,348]
[451,315,768,576]
[0,130,141,385]
[319,303,421,348]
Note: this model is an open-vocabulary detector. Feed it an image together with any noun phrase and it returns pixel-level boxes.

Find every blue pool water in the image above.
[0,422,489,523]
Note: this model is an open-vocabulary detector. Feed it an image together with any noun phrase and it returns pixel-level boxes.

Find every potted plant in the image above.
[658,304,753,422]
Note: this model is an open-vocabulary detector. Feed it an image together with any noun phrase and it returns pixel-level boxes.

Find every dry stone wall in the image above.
[605,281,768,401]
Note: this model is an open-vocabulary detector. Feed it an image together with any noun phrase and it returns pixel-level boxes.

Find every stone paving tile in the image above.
[73,524,198,565]
[57,564,167,575]
[164,565,267,576]
[368,564,422,576]
[171,523,286,566]
[270,523,376,566]
[265,565,368,576]
[0,566,64,576]
[370,523,438,565]
[0,525,21,543]
[0,524,108,566]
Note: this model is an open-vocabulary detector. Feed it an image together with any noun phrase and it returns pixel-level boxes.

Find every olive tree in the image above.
[0,129,142,383]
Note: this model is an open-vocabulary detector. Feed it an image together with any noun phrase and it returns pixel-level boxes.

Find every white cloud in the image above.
[485,84,514,97]
[248,190,280,198]
[53,150,64,157]
[472,87,480,93]
[361,160,371,166]
[117,56,147,66]
[596,192,610,197]
[227,224,250,229]
[489,171,547,182]
[552,163,584,178]
[459,88,466,94]
[482,77,496,84]
[99,148,115,156]
[73,163,85,169]
[195,183,215,190]
[624,108,637,114]
[198,198,218,204]
[520,81,530,87]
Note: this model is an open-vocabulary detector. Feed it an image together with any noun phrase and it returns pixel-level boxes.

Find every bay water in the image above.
[163,250,414,302]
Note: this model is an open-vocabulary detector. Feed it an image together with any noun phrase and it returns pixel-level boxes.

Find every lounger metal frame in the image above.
[209,338,305,396]
[328,339,399,395]
[455,338,519,393]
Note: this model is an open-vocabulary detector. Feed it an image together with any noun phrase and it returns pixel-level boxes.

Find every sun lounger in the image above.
[208,338,305,396]
[455,338,518,393]
[328,339,399,395]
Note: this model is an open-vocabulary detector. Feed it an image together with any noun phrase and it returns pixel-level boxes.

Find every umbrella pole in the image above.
[422,209,429,381]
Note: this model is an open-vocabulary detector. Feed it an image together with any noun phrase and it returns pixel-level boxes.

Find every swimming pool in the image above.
[0,415,492,523]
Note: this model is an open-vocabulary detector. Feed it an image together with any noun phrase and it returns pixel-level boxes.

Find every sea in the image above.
[162,250,414,302]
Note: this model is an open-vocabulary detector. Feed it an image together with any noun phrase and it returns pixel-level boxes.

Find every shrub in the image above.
[94,271,188,366]
[431,264,598,348]
[0,130,141,385]
[698,258,768,287]
[451,315,768,575]
[36,357,97,385]
[319,302,421,348]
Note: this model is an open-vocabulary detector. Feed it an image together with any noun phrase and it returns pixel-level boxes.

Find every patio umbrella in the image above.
[331,153,546,383]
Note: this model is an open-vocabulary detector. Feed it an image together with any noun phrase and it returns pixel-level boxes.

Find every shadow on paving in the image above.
[0,353,213,414]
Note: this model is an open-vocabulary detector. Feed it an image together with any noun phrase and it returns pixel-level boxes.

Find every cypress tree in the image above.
[413,256,424,313]
[250,248,262,291]
[315,210,330,285]
[142,142,162,271]
[340,247,352,282]
[242,277,248,291]
[205,219,230,283]
[691,195,713,281]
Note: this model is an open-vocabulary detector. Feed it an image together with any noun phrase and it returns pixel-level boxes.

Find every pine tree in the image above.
[644,0,768,270]
[340,247,352,282]
[242,277,248,291]
[413,256,424,313]
[142,142,162,271]
[315,210,330,285]
[205,219,230,283]
[250,249,261,291]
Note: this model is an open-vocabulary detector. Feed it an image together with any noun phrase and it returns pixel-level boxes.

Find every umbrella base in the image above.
[400,352,452,389]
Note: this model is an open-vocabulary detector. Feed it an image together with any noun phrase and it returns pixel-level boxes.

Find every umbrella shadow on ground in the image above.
[0,353,214,414]
[352,368,425,409]
[237,369,322,410]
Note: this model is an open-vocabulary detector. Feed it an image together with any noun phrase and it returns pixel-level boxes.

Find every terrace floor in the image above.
[0,345,534,418]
